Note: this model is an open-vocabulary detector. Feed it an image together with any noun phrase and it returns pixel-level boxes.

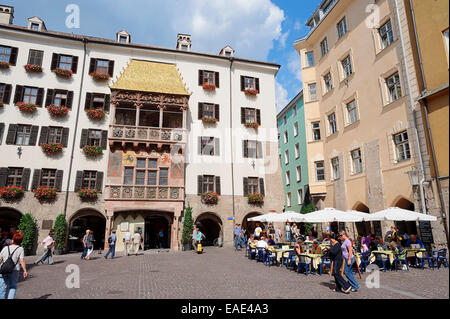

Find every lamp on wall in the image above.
[17,146,22,159]
[406,167,421,187]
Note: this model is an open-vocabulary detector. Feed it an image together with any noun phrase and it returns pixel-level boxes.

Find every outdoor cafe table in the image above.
[370,250,395,264]
[269,247,294,263]
[296,253,322,269]
[405,248,426,258]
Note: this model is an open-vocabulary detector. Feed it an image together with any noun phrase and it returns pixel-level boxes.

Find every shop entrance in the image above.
[69,210,106,252]
[195,213,223,246]
[145,216,170,249]
[0,208,22,241]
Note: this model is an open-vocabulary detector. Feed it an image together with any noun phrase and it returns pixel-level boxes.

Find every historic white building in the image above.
[0,5,283,253]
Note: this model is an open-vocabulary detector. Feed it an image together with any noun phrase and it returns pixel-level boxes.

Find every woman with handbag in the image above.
[0,233,28,299]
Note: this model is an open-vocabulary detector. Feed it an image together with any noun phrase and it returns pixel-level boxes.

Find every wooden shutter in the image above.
[75,171,83,191]
[240,76,245,91]
[21,168,31,191]
[67,91,74,108]
[0,168,8,187]
[80,129,88,148]
[36,88,44,107]
[51,53,58,70]
[5,124,17,145]
[243,177,249,196]
[215,176,221,195]
[2,84,12,104]
[215,104,220,121]
[198,103,203,120]
[89,58,96,74]
[9,47,18,66]
[31,169,41,191]
[256,109,261,125]
[85,93,92,110]
[39,126,49,145]
[29,126,39,146]
[241,108,246,124]
[71,56,78,74]
[198,137,203,155]
[0,123,4,141]
[96,171,104,192]
[55,170,64,192]
[255,78,260,93]
[13,85,23,104]
[108,60,115,77]
[215,72,220,88]
[257,142,263,159]
[197,175,203,195]
[198,70,204,86]
[243,140,248,158]
[101,130,108,150]
[215,138,220,156]
[45,89,54,107]
[104,94,110,112]
[259,178,265,196]
[62,128,70,147]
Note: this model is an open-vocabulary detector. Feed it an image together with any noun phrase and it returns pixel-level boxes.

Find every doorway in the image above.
[0,208,22,239]
[145,216,170,249]
[195,213,222,247]
[69,211,106,252]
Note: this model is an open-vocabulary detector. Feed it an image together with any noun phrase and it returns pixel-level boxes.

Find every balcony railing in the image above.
[106,185,184,201]
[109,125,187,143]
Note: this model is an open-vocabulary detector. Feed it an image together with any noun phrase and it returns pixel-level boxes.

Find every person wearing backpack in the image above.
[104,230,117,260]
[0,232,28,299]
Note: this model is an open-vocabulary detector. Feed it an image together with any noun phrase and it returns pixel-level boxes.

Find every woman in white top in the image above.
[0,233,28,299]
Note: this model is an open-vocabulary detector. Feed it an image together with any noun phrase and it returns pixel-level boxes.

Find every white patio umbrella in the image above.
[247,213,278,223]
[365,207,437,222]
[302,208,366,223]
[265,211,307,223]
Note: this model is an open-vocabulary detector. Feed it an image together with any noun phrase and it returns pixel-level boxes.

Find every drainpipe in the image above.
[63,38,89,218]
[229,57,236,233]
[393,0,427,216]
[408,0,450,248]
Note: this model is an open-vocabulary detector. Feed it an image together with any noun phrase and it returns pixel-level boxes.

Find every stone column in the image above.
[110,103,117,125]
[181,105,188,129]
[159,105,165,128]
[135,103,142,127]
[103,210,114,252]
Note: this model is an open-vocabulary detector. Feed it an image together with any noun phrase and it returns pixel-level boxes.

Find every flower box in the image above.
[90,72,110,81]
[33,186,58,202]
[201,117,218,125]
[0,101,4,107]
[47,104,69,118]
[0,61,10,69]
[78,188,99,200]
[41,143,64,156]
[53,68,73,79]
[16,102,37,114]
[86,108,106,121]
[83,145,103,157]
[244,89,259,96]
[0,186,24,200]
[202,83,216,91]
[248,193,264,205]
[24,64,43,73]
[244,122,259,129]
[201,192,219,205]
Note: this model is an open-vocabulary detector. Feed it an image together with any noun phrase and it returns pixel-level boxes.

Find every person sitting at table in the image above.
[294,240,305,256]
[267,235,276,246]
[368,235,380,252]
[310,241,322,255]
[360,237,369,253]
[405,234,424,249]
[257,236,269,249]
[248,235,257,249]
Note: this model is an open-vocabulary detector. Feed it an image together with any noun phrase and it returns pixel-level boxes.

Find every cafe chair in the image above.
[248,247,256,260]
[256,248,266,264]
[264,249,277,268]
[374,253,390,272]
[392,251,409,271]
[319,257,332,275]
[297,255,313,276]
[285,251,296,270]
[433,249,448,269]
[359,251,371,273]
[415,251,435,270]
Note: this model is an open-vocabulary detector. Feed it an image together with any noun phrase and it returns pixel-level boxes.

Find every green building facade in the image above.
[277,91,309,213]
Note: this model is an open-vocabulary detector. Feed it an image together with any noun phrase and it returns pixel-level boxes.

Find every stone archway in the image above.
[69,209,106,252]
[393,197,417,235]
[242,212,265,238]
[195,213,223,246]
[353,202,372,237]
[0,207,22,238]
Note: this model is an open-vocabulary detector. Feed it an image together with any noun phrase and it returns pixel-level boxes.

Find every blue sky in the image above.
[3,0,321,111]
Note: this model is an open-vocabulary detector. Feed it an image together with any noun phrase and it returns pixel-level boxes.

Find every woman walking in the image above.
[339,231,359,292]
[326,233,351,294]
[85,230,95,260]
[0,233,28,299]
[34,229,55,265]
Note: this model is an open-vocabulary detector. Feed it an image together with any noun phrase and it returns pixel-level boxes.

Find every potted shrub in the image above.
[41,143,64,156]
[244,88,259,96]
[201,117,218,125]
[83,145,103,157]
[18,213,37,256]
[53,214,67,255]
[248,193,264,205]
[33,186,58,202]
[47,104,69,118]
[16,102,37,114]
[0,61,10,69]
[244,122,259,129]
[201,192,219,205]
[0,101,3,107]
[78,188,99,201]
[86,108,106,121]
[90,72,110,81]
[181,206,194,251]
[53,68,73,79]
[24,64,43,73]
[202,83,216,91]
[0,186,24,201]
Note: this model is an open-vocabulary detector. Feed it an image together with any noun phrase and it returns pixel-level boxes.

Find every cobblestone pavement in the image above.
[15,247,449,299]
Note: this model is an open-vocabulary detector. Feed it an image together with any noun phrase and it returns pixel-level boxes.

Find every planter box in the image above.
[47,104,69,118]
[54,68,73,79]
[24,64,43,73]
[90,72,110,81]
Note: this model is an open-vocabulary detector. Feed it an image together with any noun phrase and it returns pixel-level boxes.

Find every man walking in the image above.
[132,230,142,256]
[234,224,242,251]
[123,230,132,256]
[192,225,198,250]
[104,230,117,259]
[34,229,55,265]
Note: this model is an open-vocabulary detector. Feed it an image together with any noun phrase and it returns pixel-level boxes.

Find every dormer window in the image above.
[31,23,39,31]
[116,31,131,44]
[119,36,127,43]
[181,44,188,51]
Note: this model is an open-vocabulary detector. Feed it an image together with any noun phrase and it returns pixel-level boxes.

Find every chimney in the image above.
[0,5,14,24]
[176,34,191,52]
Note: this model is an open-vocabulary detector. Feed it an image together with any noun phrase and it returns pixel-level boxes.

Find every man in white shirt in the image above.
[257,236,269,249]
[131,231,142,256]
[123,231,132,256]
[254,224,262,239]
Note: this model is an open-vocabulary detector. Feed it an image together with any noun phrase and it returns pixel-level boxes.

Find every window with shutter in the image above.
[28,49,44,66]
[0,83,12,104]
[6,168,23,187]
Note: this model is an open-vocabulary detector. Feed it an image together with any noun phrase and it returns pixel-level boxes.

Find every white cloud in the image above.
[275,81,289,111]
[287,50,302,83]
[100,0,285,61]
[294,20,302,31]
[278,31,289,49]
